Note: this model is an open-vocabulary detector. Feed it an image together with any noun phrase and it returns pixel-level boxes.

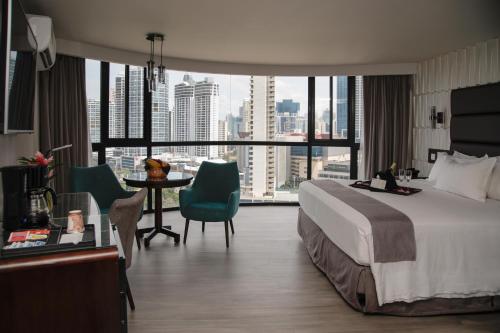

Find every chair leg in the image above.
[202,222,205,232]
[229,219,234,234]
[125,273,135,311]
[135,228,141,250]
[224,220,229,248]
[183,219,190,244]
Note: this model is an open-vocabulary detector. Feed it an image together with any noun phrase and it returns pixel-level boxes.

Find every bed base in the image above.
[297,208,500,316]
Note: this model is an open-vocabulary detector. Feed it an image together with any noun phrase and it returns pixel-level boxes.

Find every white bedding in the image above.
[299,179,500,305]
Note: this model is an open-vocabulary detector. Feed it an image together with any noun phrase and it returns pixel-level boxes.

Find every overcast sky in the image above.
[85,59,332,120]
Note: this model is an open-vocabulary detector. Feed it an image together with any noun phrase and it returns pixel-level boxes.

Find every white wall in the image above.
[412,37,500,176]
[0,76,39,166]
[0,133,38,166]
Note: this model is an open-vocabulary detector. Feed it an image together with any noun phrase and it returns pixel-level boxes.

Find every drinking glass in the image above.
[398,169,405,185]
[405,169,413,190]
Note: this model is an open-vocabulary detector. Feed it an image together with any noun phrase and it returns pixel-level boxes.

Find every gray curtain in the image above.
[8,52,36,130]
[39,55,88,193]
[363,75,412,179]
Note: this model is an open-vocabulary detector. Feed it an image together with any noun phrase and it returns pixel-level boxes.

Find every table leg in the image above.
[144,229,158,248]
[143,188,180,247]
[154,188,163,230]
[136,227,154,238]
[159,227,180,244]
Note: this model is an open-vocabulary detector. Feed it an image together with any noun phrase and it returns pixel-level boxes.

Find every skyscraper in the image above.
[152,71,171,144]
[124,67,148,157]
[174,75,195,155]
[336,76,348,138]
[239,99,251,132]
[218,119,227,157]
[276,99,299,114]
[105,67,169,159]
[226,113,243,140]
[87,98,100,143]
[226,99,250,140]
[110,75,125,138]
[173,75,220,158]
[128,66,143,139]
[355,76,364,142]
[249,76,275,197]
[194,78,219,158]
[276,99,300,134]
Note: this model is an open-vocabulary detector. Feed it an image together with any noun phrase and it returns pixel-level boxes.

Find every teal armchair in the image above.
[179,161,240,248]
[70,164,144,249]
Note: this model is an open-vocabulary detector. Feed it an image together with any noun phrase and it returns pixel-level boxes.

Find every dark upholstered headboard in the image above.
[450,82,500,157]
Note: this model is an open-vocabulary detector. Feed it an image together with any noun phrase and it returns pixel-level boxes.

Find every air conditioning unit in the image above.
[27,14,56,71]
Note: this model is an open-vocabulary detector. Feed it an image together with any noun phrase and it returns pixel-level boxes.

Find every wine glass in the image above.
[405,169,413,192]
[398,169,405,186]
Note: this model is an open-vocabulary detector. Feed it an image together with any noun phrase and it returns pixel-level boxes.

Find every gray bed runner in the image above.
[309,179,416,263]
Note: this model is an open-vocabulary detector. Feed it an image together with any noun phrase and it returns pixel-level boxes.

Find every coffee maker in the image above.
[1,165,57,231]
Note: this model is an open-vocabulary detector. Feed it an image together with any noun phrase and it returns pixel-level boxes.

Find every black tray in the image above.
[350,180,422,196]
[1,225,96,259]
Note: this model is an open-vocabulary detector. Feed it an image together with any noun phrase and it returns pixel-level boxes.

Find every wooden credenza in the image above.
[0,193,127,333]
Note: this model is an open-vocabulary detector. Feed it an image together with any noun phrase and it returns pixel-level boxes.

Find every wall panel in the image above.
[412,37,500,175]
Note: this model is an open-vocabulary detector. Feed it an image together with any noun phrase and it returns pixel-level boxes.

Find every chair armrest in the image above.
[179,187,199,211]
[120,189,137,199]
[226,190,240,218]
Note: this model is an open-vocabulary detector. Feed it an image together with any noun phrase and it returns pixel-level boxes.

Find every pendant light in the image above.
[146,33,166,92]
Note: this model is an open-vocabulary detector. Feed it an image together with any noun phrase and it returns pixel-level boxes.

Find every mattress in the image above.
[298,179,500,305]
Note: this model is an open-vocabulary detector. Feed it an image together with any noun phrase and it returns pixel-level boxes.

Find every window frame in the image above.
[89,62,361,211]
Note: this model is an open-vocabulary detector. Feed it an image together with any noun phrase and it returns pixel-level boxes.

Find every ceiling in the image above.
[22,0,500,67]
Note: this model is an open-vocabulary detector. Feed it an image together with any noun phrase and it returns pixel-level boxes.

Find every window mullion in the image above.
[143,67,152,145]
[124,65,130,139]
[307,77,315,179]
[100,62,109,150]
[329,76,333,140]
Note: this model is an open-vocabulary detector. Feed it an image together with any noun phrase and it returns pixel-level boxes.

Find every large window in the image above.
[85,59,101,144]
[314,76,349,140]
[86,62,363,210]
[109,63,126,139]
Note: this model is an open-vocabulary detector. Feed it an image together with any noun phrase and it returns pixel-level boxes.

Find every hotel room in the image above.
[0,0,500,332]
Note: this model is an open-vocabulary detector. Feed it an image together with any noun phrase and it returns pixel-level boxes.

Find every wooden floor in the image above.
[127,206,500,333]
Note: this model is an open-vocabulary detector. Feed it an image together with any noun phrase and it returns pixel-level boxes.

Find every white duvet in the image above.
[299,179,500,305]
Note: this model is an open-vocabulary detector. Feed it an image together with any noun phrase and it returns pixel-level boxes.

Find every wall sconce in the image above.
[430,106,445,129]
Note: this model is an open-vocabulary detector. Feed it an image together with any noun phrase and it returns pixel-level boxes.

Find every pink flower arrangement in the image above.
[34,151,53,167]
[18,151,55,179]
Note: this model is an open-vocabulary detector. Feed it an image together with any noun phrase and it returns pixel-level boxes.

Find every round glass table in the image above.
[123,172,193,247]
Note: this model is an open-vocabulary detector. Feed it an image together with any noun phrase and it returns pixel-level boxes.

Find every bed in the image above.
[298,82,500,316]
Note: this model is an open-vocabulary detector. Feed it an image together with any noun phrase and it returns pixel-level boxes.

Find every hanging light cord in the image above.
[152,37,155,64]
[149,37,153,63]
[160,37,164,67]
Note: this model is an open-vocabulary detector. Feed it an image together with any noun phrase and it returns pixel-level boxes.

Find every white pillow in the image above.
[487,158,500,200]
[428,152,448,182]
[453,150,488,160]
[434,156,497,202]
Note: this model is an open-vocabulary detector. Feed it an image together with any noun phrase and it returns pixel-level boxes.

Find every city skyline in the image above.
[85,60,309,120]
[87,65,361,146]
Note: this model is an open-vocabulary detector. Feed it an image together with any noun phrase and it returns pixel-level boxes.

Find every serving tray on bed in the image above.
[350,180,422,196]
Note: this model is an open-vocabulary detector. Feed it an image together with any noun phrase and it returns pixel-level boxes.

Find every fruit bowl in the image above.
[144,158,170,180]
[147,168,166,180]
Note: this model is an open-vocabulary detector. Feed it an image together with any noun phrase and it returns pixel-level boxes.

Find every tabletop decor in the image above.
[18,151,55,183]
[144,158,170,180]
[17,145,73,185]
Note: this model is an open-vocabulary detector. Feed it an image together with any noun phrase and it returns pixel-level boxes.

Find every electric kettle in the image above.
[27,187,57,227]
